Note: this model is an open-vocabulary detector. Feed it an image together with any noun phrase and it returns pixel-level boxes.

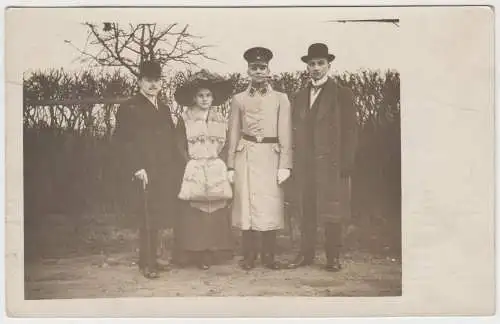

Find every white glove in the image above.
[227,170,235,184]
[133,169,148,190]
[277,169,291,185]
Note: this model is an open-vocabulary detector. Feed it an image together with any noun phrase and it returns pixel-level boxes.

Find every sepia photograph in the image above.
[20,6,401,300]
[4,4,495,318]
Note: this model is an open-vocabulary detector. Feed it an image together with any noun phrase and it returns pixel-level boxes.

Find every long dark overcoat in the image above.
[113,92,185,228]
[290,78,358,224]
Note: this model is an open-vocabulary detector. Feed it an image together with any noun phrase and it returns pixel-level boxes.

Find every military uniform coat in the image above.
[291,77,358,224]
[227,85,292,231]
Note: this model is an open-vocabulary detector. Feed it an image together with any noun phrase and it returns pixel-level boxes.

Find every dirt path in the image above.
[24,212,401,299]
[25,251,401,299]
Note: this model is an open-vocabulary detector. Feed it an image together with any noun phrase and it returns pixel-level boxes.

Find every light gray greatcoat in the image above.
[227,85,292,231]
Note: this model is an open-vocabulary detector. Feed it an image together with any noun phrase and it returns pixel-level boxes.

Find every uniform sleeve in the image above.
[278,92,293,169]
[219,117,230,163]
[339,86,358,177]
[226,96,242,169]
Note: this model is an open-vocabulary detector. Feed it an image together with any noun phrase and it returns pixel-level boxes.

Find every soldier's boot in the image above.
[325,222,342,272]
[240,230,256,270]
[261,230,281,270]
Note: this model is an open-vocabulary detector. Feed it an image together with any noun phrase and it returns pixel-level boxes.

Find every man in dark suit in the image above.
[113,61,184,279]
[287,43,358,272]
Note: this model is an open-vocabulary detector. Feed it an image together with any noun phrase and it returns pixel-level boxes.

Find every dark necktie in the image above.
[311,85,322,94]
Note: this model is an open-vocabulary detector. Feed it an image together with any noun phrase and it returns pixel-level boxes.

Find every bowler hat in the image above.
[301,43,335,63]
[174,69,233,107]
[138,60,162,79]
[244,47,273,64]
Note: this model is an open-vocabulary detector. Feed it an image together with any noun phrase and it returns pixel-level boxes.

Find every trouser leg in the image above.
[139,223,158,270]
[194,250,211,270]
[300,178,317,260]
[325,221,342,271]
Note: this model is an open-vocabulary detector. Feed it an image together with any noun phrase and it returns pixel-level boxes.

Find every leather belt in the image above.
[242,133,279,143]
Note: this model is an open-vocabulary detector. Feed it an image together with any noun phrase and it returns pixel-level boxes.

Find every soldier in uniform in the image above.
[287,43,358,272]
[113,61,185,279]
[227,47,293,270]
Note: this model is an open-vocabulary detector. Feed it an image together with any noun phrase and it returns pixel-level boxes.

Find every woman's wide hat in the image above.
[174,69,233,107]
[301,43,336,63]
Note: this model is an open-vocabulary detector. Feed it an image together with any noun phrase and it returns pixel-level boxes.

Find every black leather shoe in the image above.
[140,267,160,279]
[262,254,282,270]
[239,256,255,270]
[265,262,282,270]
[240,261,255,270]
[325,260,342,272]
[155,262,171,272]
[287,254,314,269]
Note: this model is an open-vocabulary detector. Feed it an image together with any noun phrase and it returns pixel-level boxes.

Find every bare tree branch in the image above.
[67,22,218,74]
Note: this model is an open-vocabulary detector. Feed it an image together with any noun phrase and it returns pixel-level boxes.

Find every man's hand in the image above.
[341,168,352,179]
[227,170,235,184]
[277,169,291,185]
[134,169,148,190]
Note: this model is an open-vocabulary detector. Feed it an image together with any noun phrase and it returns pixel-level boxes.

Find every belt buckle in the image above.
[255,135,264,143]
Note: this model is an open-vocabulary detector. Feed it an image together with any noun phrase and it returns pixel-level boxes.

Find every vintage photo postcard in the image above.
[4,4,495,318]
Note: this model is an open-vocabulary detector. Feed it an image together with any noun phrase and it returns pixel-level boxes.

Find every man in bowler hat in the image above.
[287,43,358,271]
[113,61,185,279]
[227,47,293,270]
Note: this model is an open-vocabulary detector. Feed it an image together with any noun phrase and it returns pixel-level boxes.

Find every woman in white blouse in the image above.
[173,70,234,270]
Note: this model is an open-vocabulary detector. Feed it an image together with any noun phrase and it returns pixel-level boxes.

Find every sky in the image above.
[9,7,402,77]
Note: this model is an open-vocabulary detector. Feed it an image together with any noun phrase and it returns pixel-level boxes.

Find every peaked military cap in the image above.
[243,47,273,64]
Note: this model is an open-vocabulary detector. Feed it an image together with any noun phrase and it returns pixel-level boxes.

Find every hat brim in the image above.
[174,79,233,107]
[138,73,164,79]
[301,54,335,63]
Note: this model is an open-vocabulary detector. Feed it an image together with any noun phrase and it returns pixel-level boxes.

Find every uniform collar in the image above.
[247,81,272,97]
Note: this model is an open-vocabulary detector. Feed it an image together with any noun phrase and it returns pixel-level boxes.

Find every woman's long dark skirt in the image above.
[173,201,234,264]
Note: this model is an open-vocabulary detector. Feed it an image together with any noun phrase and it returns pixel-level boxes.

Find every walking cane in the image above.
[138,178,155,278]
[143,184,152,268]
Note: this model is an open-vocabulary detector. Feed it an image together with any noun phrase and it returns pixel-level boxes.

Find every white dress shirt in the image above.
[309,75,329,108]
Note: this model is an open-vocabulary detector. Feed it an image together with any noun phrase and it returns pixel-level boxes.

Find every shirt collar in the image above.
[139,90,158,108]
[310,75,329,88]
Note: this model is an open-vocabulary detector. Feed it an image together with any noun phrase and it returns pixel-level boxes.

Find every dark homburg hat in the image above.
[138,60,162,78]
[301,43,335,63]
[243,47,273,64]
